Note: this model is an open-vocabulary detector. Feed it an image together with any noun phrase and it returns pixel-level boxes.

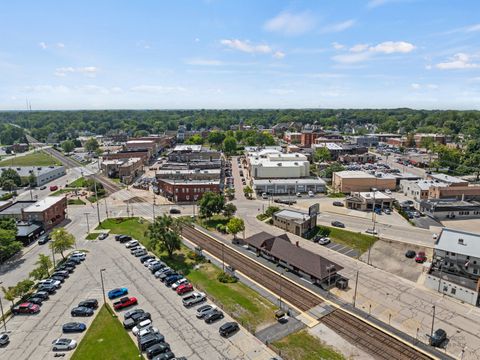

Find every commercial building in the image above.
[0,166,66,187]
[272,208,317,237]
[101,150,149,164]
[5,143,29,153]
[332,171,396,193]
[16,221,43,245]
[427,173,469,187]
[252,178,326,195]
[124,139,158,158]
[424,228,480,306]
[351,135,379,148]
[429,185,480,201]
[0,200,36,221]
[345,191,394,211]
[22,196,67,230]
[244,231,344,286]
[156,168,221,181]
[156,178,221,203]
[312,143,368,161]
[248,152,309,179]
[283,131,302,144]
[101,157,143,184]
[167,145,222,163]
[338,153,376,164]
[420,199,480,220]
[400,180,448,201]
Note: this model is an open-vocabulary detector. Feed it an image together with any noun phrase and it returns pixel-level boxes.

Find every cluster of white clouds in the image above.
[263,11,315,36]
[220,39,285,59]
[39,42,65,49]
[434,53,479,70]
[22,84,186,95]
[332,41,415,63]
[54,66,98,77]
[411,83,438,90]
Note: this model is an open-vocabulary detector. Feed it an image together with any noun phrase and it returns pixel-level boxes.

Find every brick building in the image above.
[157,179,221,203]
[22,196,67,230]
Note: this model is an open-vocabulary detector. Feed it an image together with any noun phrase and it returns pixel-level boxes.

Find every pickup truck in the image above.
[182,292,206,307]
[113,296,138,311]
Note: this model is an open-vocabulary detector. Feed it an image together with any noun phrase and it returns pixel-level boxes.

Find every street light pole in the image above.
[152,195,156,220]
[51,246,56,267]
[353,270,359,307]
[430,305,436,340]
[0,281,7,332]
[104,198,109,219]
[371,187,377,233]
[94,180,101,224]
[100,269,106,306]
[85,213,90,233]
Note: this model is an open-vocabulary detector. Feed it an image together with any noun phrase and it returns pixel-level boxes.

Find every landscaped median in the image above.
[71,304,143,360]
[307,225,377,254]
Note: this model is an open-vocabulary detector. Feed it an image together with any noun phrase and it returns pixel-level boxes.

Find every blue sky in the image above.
[1,0,480,110]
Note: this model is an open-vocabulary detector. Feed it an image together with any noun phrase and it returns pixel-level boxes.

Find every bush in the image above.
[317,226,331,237]
[216,224,227,233]
[217,272,238,283]
[265,206,280,217]
[0,192,13,201]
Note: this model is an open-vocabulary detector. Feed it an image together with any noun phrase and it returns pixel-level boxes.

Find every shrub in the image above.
[217,272,238,283]
[317,226,331,237]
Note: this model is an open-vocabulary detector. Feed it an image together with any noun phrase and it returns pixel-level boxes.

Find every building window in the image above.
[451,288,456,295]
[451,253,455,256]
[474,269,478,275]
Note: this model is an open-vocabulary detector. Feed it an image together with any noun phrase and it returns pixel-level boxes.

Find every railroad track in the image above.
[181,225,435,360]
[321,311,432,360]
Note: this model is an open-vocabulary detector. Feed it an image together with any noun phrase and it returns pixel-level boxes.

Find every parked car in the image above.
[165,274,183,286]
[133,249,147,257]
[125,240,139,249]
[52,270,69,278]
[195,304,216,319]
[332,201,344,207]
[51,338,77,351]
[144,259,159,267]
[331,221,345,228]
[182,292,207,307]
[38,284,57,294]
[98,233,108,240]
[146,343,171,359]
[171,278,189,290]
[50,275,65,283]
[116,235,132,243]
[78,299,98,309]
[296,192,302,197]
[405,250,416,258]
[204,309,224,324]
[169,208,181,214]
[0,333,9,346]
[137,326,159,338]
[56,264,75,273]
[12,302,40,315]
[33,291,49,301]
[383,208,391,215]
[429,328,447,347]
[158,270,176,281]
[70,251,86,260]
[71,306,94,317]
[39,185,47,190]
[38,279,61,288]
[132,319,153,336]
[140,255,155,263]
[62,322,87,333]
[152,351,175,360]
[150,263,166,273]
[219,322,239,337]
[124,308,145,321]
[123,312,151,329]
[138,333,165,352]
[49,185,58,191]
[365,229,378,235]
[108,287,128,299]
[415,251,427,263]
[26,296,44,306]
[318,237,331,245]
[113,296,138,311]
[176,283,193,295]
[38,234,50,245]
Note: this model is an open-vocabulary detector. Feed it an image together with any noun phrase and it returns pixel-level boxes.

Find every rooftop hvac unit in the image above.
[277,163,282,166]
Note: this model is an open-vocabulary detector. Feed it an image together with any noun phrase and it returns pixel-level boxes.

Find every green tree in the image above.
[84,138,100,152]
[1,286,16,307]
[14,279,35,299]
[198,191,225,218]
[61,140,75,153]
[185,134,204,145]
[223,203,237,218]
[463,151,480,180]
[405,133,415,148]
[146,214,182,258]
[29,254,52,280]
[313,146,332,163]
[223,137,237,155]
[243,185,253,199]
[0,168,22,187]
[207,131,226,148]
[322,162,345,179]
[265,206,280,217]
[1,179,16,192]
[0,227,22,263]
[226,217,245,239]
[50,227,76,259]
[28,172,36,187]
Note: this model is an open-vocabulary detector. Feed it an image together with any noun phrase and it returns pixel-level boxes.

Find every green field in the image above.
[0,151,60,167]
[71,305,142,360]
[96,217,150,242]
[272,330,345,360]
[85,233,99,240]
[310,226,377,253]
[68,199,86,205]
[68,177,88,187]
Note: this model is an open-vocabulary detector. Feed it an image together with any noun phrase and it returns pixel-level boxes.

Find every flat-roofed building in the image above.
[156,168,221,181]
[429,185,480,201]
[101,157,143,184]
[248,152,309,179]
[420,199,480,220]
[22,196,67,230]
[167,145,222,163]
[427,173,469,187]
[345,191,394,211]
[101,150,150,164]
[400,179,448,200]
[252,178,325,195]
[0,200,36,221]
[283,131,302,144]
[157,178,221,203]
[332,171,396,193]
[0,166,66,187]
[272,209,317,236]
[124,139,158,158]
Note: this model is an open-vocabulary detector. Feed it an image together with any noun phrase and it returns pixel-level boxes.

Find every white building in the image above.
[0,166,66,187]
[400,179,448,201]
[248,152,309,179]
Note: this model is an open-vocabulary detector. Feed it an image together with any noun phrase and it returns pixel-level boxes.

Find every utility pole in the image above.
[100,269,106,306]
[0,281,7,332]
[104,198,109,219]
[51,246,56,267]
[85,213,90,233]
[222,243,225,273]
[353,270,359,307]
[152,195,156,220]
[371,187,377,233]
[430,305,436,340]
[94,179,101,224]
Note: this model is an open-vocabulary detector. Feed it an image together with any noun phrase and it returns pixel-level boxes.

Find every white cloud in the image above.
[263,11,315,36]
[411,83,438,90]
[184,58,224,66]
[38,42,47,49]
[466,24,480,32]
[411,83,421,89]
[24,85,70,93]
[54,66,98,77]
[332,42,344,50]
[320,19,355,34]
[367,0,386,8]
[435,53,480,70]
[333,41,415,63]
[56,42,65,48]
[130,85,186,94]
[220,39,284,59]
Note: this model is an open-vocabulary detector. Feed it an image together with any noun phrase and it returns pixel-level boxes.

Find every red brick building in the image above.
[22,196,67,230]
[157,179,221,203]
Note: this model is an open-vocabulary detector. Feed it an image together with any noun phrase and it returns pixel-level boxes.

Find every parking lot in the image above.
[1,235,276,360]
[322,241,359,258]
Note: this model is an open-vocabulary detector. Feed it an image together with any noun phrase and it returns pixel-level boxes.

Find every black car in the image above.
[158,270,176,281]
[152,351,175,360]
[405,250,416,258]
[331,221,345,228]
[52,270,69,278]
[66,257,82,265]
[430,329,446,347]
[78,299,98,309]
[118,235,133,243]
[138,333,165,351]
[27,296,44,305]
[56,265,75,273]
[33,291,49,301]
[332,201,344,207]
[169,208,181,214]
[150,263,165,273]
[71,306,94,317]
[38,235,50,245]
[204,309,224,324]
[124,308,145,320]
[123,312,152,329]
[62,322,87,333]
[146,342,170,359]
[38,284,57,294]
[219,322,239,337]
[50,275,65,283]
[140,255,155,263]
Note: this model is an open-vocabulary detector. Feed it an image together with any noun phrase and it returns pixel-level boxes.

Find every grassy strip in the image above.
[87,193,106,203]
[256,213,269,221]
[195,215,229,231]
[308,226,377,254]
[68,199,86,205]
[96,217,150,243]
[68,177,87,187]
[272,330,345,360]
[85,233,99,240]
[71,304,142,360]
[0,151,60,166]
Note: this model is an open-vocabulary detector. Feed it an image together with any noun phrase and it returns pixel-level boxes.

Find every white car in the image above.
[261,192,268,199]
[130,245,145,253]
[148,261,162,270]
[125,240,139,249]
[133,249,147,257]
[384,189,392,194]
[154,267,171,278]
[0,333,9,346]
[52,338,77,351]
[365,229,378,235]
[136,326,159,338]
[318,237,331,245]
[144,259,158,267]
[70,252,86,261]
[38,279,61,288]
[308,191,314,197]
[132,319,152,336]
[171,278,189,290]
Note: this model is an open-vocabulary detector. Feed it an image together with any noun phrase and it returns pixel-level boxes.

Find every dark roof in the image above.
[421,200,480,212]
[17,222,42,237]
[0,201,36,216]
[244,232,343,280]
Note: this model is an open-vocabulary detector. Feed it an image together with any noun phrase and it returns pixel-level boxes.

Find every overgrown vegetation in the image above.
[0,218,22,263]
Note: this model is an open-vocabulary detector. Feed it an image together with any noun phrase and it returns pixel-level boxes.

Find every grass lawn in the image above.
[85,233,99,240]
[97,217,150,243]
[272,330,344,360]
[195,215,230,230]
[71,304,142,360]
[68,198,86,205]
[188,263,277,331]
[256,213,269,221]
[87,193,106,203]
[0,151,60,167]
[52,188,75,196]
[309,226,377,254]
[68,177,87,188]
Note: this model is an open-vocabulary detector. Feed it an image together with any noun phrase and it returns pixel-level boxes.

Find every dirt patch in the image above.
[359,239,432,282]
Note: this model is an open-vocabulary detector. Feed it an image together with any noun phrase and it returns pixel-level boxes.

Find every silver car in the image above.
[52,338,77,351]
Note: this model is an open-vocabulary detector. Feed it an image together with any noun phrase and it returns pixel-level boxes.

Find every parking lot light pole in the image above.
[430,305,436,340]
[84,213,90,233]
[371,187,377,233]
[100,269,106,306]
[0,281,7,332]
[353,270,359,307]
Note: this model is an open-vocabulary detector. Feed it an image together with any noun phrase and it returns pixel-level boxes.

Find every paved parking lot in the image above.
[0,236,277,360]
[323,241,359,258]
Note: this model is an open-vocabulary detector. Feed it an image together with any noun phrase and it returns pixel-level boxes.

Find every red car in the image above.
[12,302,40,315]
[49,185,58,191]
[415,251,427,263]
[176,283,194,295]
[113,296,138,310]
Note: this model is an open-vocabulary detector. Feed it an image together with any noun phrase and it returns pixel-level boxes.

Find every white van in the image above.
[261,193,268,199]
